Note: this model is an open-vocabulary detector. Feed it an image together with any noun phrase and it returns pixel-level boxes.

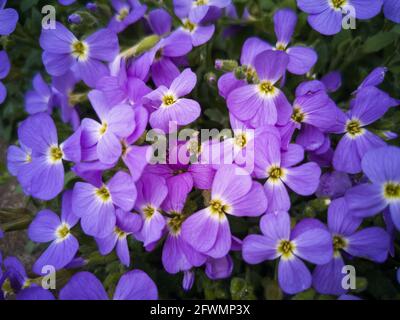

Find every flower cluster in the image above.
[1,0,399,300]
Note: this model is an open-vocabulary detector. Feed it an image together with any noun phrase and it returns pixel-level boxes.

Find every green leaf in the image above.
[363,32,397,53]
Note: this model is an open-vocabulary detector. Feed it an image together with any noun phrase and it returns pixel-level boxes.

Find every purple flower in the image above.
[25,73,54,114]
[68,13,81,24]
[345,146,400,230]
[227,50,292,127]
[313,198,389,295]
[108,0,147,33]
[72,171,137,238]
[16,287,55,300]
[0,0,18,36]
[148,8,172,36]
[58,0,76,5]
[218,37,270,100]
[278,90,338,151]
[52,70,81,130]
[95,209,142,266]
[174,0,231,22]
[134,174,168,247]
[161,177,206,274]
[383,0,400,23]
[297,0,383,35]
[254,131,321,213]
[40,22,119,87]
[316,171,352,199]
[81,90,135,164]
[269,8,317,75]
[332,87,393,174]
[145,68,201,133]
[8,113,81,200]
[59,270,158,300]
[356,67,387,93]
[181,165,267,258]
[142,30,192,87]
[321,71,342,92]
[28,191,79,275]
[243,211,333,294]
[0,50,10,104]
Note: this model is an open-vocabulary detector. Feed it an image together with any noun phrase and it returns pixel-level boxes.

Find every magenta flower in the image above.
[227,50,292,127]
[243,211,333,294]
[145,68,201,133]
[40,22,119,87]
[81,90,135,164]
[181,165,267,258]
[28,191,79,275]
[313,198,390,295]
[345,146,400,230]
[332,87,394,174]
[59,270,158,300]
[72,171,137,238]
[254,131,321,213]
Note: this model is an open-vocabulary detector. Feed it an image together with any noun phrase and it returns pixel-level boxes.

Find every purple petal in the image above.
[281,143,304,168]
[321,71,341,92]
[0,50,10,78]
[33,235,79,274]
[137,211,165,246]
[240,37,272,66]
[278,256,312,294]
[383,0,400,23]
[260,211,291,240]
[192,24,215,46]
[297,0,330,14]
[40,22,76,53]
[85,28,119,61]
[17,287,55,300]
[0,8,18,35]
[313,256,346,295]
[162,235,192,273]
[122,145,150,181]
[217,72,245,99]
[28,209,60,243]
[390,202,400,231]
[59,272,108,300]
[254,50,289,83]
[350,0,382,19]
[274,9,297,45]
[42,52,74,76]
[346,227,389,262]
[170,68,196,97]
[287,46,317,75]
[205,255,233,280]
[107,171,137,211]
[78,59,109,88]
[361,146,400,183]
[264,180,291,213]
[332,135,362,174]
[148,8,171,35]
[114,270,158,300]
[162,30,192,57]
[116,238,130,266]
[97,131,122,164]
[106,104,135,137]
[327,197,362,236]
[0,81,6,104]
[60,128,81,163]
[308,9,342,36]
[345,183,388,218]
[284,162,321,196]
[242,234,279,264]
[230,182,267,217]
[151,57,180,87]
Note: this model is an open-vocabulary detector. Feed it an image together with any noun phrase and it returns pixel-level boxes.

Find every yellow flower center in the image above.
[383,182,400,201]
[346,119,364,138]
[291,106,305,123]
[277,240,295,259]
[333,235,347,256]
[331,0,347,9]
[117,7,129,21]
[234,133,247,149]
[259,81,276,96]
[195,0,208,6]
[275,42,287,51]
[49,146,63,163]
[143,205,156,219]
[95,185,111,202]
[99,122,108,136]
[71,40,89,61]
[25,153,32,163]
[209,199,230,218]
[183,19,196,32]
[162,94,176,106]
[268,166,285,183]
[115,226,127,239]
[168,213,185,235]
[56,223,70,241]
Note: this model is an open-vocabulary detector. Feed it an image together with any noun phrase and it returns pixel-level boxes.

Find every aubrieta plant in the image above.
[0,0,400,300]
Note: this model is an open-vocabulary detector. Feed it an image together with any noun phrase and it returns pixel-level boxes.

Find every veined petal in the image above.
[59,272,108,300]
[278,256,312,294]
[113,270,158,300]
[345,183,387,218]
[284,162,321,196]
[28,209,60,243]
[242,234,280,264]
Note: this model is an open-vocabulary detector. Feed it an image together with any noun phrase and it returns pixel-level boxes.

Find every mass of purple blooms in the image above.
[1,0,400,300]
